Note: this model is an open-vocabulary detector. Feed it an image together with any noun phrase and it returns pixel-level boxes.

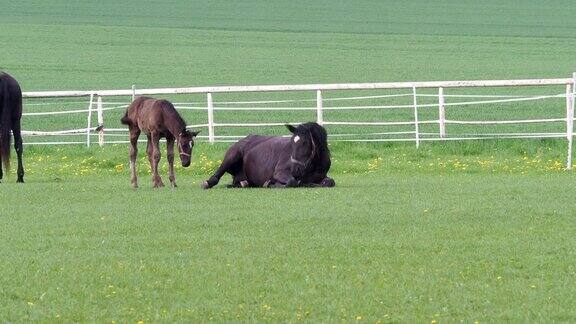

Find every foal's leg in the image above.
[145,135,153,185]
[166,136,177,188]
[129,128,140,188]
[12,122,24,183]
[202,144,242,189]
[150,132,164,188]
[146,135,152,166]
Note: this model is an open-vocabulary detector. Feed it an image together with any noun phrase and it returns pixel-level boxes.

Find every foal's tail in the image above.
[0,76,12,172]
[121,97,144,126]
[120,111,131,125]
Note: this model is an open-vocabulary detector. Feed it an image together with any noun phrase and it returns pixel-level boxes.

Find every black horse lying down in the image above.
[202,122,335,189]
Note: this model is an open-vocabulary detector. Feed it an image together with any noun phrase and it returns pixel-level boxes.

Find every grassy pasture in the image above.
[1,0,576,322]
[1,141,574,322]
[2,158,576,322]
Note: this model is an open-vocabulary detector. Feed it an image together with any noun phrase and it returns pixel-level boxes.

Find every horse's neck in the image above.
[163,110,185,137]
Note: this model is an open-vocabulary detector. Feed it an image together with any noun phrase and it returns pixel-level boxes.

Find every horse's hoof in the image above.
[321,178,336,187]
[263,180,271,188]
[131,183,138,189]
[171,183,178,188]
[240,180,249,188]
[201,181,210,189]
[17,179,24,183]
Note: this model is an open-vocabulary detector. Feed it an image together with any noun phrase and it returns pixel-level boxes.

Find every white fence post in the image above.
[412,86,420,148]
[97,95,104,147]
[567,74,576,170]
[86,94,94,147]
[316,90,323,125]
[438,87,446,138]
[207,92,215,144]
[131,84,136,101]
[566,83,574,169]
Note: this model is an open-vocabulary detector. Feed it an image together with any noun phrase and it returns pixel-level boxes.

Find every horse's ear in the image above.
[286,124,296,133]
[190,131,200,137]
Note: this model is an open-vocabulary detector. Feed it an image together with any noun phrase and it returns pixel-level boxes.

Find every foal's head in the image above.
[177,130,200,167]
[286,124,316,178]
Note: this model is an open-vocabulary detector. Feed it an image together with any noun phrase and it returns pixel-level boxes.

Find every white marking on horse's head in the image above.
[293,135,300,143]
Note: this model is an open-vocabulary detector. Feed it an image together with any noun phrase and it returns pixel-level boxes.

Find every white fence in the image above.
[22,74,576,168]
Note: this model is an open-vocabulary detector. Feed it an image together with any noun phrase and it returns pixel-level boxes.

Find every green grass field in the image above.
[1,0,576,322]
[2,170,576,322]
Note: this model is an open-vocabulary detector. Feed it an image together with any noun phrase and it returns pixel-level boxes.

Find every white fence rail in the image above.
[21,75,576,168]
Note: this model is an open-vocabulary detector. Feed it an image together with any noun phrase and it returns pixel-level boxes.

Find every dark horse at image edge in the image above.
[0,72,24,183]
[121,97,199,188]
[203,122,335,189]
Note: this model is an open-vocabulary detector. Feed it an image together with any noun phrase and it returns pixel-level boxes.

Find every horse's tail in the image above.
[121,97,144,126]
[0,76,12,172]
[120,111,131,125]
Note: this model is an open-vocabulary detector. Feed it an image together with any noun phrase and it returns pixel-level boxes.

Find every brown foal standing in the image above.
[121,97,199,188]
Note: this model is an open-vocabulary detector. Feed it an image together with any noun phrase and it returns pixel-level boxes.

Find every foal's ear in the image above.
[190,131,200,137]
[286,124,296,133]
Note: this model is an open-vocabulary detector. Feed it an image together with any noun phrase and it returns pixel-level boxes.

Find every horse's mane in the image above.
[158,99,187,132]
[298,122,330,160]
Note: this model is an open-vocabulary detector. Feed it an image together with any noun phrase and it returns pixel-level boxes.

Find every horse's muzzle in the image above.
[181,153,191,167]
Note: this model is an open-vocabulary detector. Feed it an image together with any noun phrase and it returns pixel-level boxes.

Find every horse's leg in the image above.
[166,136,177,188]
[266,168,299,188]
[12,122,24,183]
[299,172,336,188]
[129,127,140,188]
[145,135,153,186]
[150,132,164,188]
[299,177,335,187]
[146,135,152,166]
[202,144,243,189]
[227,171,250,188]
[320,176,336,187]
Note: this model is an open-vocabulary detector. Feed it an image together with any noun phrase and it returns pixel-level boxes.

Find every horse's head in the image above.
[286,124,316,178]
[177,129,200,167]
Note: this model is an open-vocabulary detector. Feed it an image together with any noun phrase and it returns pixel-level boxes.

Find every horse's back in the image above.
[234,134,289,154]
[122,96,162,127]
[0,73,22,113]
